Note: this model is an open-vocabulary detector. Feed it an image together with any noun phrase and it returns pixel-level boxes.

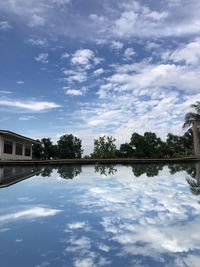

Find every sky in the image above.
[0,0,200,154]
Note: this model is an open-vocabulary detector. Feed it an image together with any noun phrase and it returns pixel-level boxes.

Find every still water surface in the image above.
[0,163,200,267]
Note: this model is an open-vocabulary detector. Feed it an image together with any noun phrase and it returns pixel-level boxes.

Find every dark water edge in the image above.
[0,157,198,167]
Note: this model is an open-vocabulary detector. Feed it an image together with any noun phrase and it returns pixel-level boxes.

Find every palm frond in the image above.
[191,101,200,113]
[183,111,200,129]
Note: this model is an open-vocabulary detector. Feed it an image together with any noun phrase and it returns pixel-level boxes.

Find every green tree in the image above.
[119,143,134,158]
[92,135,117,158]
[57,134,83,159]
[183,101,200,129]
[41,138,55,160]
[32,140,43,159]
[129,132,165,158]
[166,131,193,157]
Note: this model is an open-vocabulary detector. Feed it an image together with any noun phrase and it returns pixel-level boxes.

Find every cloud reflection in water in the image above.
[0,164,200,267]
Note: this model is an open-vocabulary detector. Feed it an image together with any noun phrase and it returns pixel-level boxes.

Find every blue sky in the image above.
[0,0,200,154]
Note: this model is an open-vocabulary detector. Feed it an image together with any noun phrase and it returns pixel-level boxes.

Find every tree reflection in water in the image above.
[168,163,200,196]
[40,166,54,177]
[39,165,82,179]
[95,164,117,176]
[57,165,82,179]
[131,164,163,177]
[168,164,196,178]
[186,163,200,196]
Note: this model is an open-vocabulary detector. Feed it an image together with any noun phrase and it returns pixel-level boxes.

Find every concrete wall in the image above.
[0,134,32,160]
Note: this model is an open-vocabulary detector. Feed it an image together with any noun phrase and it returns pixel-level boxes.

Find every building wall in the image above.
[0,134,32,160]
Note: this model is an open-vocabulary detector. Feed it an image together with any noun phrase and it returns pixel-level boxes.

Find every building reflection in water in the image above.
[0,166,42,188]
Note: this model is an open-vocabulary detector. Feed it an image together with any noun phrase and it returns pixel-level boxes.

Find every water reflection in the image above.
[168,163,196,178]
[186,162,200,196]
[40,166,53,177]
[57,165,82,179]
[0,163,200,267]
[95,164,117,176]
[131,164,164,177]
[0,166,42,188]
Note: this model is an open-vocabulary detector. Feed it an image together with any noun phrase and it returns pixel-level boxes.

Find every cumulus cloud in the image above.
[168,38,200,65]
[0,21,12,30]
[63,69,88,83]
[71,49,102,69]
[0,0,70,29]
[27,37,48,47]
[61,52,70,59]
[68,222,87,229]
[110,41,124,50]
[0,0,200,40]
[64,87,86,96]
[93,68,104,76]
[124,48,135,60]
[99,63,200,96]
[35,53,49,63]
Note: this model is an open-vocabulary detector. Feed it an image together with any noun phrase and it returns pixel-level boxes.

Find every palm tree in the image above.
[183,101,200,129]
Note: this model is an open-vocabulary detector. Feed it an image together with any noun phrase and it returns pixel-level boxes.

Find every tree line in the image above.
[33,129,193,160]
[33,101,200,160]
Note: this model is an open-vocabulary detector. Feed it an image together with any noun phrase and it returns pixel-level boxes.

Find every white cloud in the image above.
[110,41,124,50]
[64,88,85,96]
[0,0,199,40]
[63,69,88,83]
[0,21,12,30]
[71,49,102,69]
[0,98,61,111]
[0,90,12,94]
[17,80,24,84]
[100,63,200,96]
[61,52,70,59]
[28,37,48,47]
[29,14,45,27]
[35,53,49,64]
[18,115,36,120]
[71,49,94,67]
[124,48,135,60]
[169,38,200,65]
[113,10,138,38]
[0,0,71,29]
[93,68,104,76]
[0,207,61,223]
[52,0,71,5]
[74,258,94,267]
[71,59,200,152]
[68,222,87,229]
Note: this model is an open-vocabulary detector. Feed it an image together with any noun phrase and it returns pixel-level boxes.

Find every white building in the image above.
[0,130,39,160]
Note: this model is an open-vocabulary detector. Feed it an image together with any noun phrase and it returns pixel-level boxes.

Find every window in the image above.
[25,145,31,156]
[4,140,13,154]
[16,143,23,155]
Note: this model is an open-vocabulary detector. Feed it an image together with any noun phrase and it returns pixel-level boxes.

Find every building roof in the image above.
[0,130,40,144]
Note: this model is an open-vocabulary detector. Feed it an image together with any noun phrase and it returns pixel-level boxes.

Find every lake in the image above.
[0,163,200,267]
